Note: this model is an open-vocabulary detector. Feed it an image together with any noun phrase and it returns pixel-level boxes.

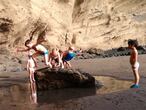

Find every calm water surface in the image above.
[0,74,132,110]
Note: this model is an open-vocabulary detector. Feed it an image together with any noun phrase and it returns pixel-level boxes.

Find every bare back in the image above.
[130,48,138,65]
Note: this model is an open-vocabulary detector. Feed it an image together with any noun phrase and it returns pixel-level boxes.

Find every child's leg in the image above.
[29,69,37,104]
[44,53,52,68]
[132,68,140,85]
[63,61,67,68]
[131,62,140,88]
[60,60,64,68]
[30,81,37,104]
[32,52,40,67]
[66,61,71,68]
[29,68,35,83]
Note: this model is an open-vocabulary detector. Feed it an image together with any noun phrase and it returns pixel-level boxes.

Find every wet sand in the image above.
[72,54,146,110]
[0,55,146,110]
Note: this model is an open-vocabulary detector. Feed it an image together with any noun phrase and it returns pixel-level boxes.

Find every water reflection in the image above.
[37,87,96,104]
[94,76,133,94]
[0,76,132,110]
[29,81,37,104]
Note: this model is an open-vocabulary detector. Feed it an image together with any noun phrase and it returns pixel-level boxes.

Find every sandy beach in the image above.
[0,55,146,110]
[72,55,146,110]
[1,0,146,109]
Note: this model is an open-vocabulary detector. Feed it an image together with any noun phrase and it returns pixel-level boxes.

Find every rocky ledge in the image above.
[34,68,101,90]
[75,46,146,59]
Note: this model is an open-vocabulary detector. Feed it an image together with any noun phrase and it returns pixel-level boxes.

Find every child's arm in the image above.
[17,48,30,52]
[33,58,37,68]
[48,53,52,62]
[31,57,37,68]
[27,61,30,71]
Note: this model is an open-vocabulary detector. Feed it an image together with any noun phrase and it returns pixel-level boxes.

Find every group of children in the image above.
[17,36,141,89]
[17,37,76,85]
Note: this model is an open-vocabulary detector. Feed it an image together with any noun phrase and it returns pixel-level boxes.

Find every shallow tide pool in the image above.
[0,75,133,110]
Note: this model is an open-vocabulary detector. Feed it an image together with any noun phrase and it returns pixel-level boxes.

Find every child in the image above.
[61,46,76,68]
[128,39,140,88]
[49,48,64,68]
[27,51,37,83]
[17,39,52,68]
[27,51,37,104]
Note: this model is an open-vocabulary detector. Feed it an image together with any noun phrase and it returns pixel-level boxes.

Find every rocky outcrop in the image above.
[0,0,146,54]
[35,68,101,90]
[72,0,146,49]
[75,46,146,59]
[0,0,75,54]
[0,0,146,72]
[0,54,24,72]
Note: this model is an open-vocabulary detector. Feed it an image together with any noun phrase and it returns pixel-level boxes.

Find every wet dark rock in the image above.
[76,45,146,59]
[35,68,100,90]
[141,51,146,54]
[137,46,146,51]
[81,53,92,59]
[87,48,104,55]
[117,47,127,52]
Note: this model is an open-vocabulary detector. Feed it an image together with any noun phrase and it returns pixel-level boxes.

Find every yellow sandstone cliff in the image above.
[0,0,146,54]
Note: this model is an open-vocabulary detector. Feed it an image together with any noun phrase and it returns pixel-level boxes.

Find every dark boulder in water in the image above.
[35,68,101,90]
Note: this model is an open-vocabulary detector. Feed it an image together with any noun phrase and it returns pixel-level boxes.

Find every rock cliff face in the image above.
[72,0,146,49]
[0,0,146,54]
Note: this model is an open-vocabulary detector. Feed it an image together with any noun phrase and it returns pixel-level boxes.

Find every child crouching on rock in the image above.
[61,46,76,68]
[128,39,140,88]
[49,48,64,68]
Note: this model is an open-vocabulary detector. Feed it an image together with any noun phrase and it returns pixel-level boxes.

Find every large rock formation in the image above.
[0,0,75,54]
[34,68,101,90]
[0,0,146,53]
[72,0,146,49]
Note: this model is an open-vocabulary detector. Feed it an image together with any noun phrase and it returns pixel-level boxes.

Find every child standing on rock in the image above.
[27,51,37,83]
[27,51,37,104]
[128,39,140,88]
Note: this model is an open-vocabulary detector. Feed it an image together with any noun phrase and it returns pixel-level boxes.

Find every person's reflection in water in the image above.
[30,81,37,104]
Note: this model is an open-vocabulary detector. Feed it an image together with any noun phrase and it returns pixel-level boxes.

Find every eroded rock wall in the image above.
[72,0,146,49]
[0,0,146,54]
[0,0,75,54]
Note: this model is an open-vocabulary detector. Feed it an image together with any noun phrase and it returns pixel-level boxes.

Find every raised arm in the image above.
[17,48,30,52]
